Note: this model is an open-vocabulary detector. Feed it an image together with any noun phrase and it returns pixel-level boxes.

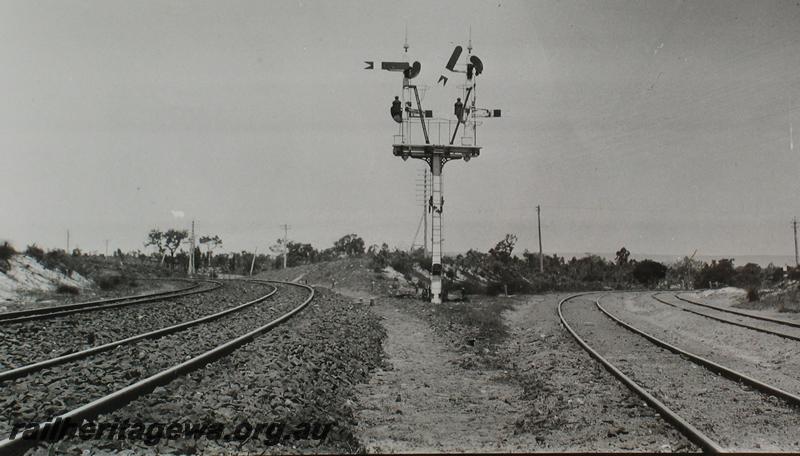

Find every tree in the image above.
[163,229,188,269]
[368,243,391,270]
[632,259,667,286]
[734,263,762,289]
[199,234,223,267]
[694,259,736,288]
[144,229,166,258]
[487,234,519,295]
[615,247,630,266]
[667,256,704,289]
[332,234,365,257]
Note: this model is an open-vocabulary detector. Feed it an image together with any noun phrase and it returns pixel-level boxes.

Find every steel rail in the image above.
[0,280,223,325]
[0,280,314,456]
[0,283,278,382]
[651,293,800,342]
[596,295,800,409]
[674,293,800,330]
[558,293,724,454]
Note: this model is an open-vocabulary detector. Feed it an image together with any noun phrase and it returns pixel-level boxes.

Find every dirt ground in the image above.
[354,298,532,453]
[353,294,692,453]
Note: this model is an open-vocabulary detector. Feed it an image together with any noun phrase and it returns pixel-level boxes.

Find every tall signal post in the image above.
[368,36,500,304]
[410,168,429,256]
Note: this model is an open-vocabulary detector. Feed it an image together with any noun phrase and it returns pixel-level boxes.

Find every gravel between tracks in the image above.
[563,295,800,451]
[0,281,242,369]
[29,287,385,455]
[0,281,284,439]
[503,294,694,452]
[601,292,800,406]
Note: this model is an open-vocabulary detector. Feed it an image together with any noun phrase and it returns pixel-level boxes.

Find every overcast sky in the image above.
[2,0,800,260]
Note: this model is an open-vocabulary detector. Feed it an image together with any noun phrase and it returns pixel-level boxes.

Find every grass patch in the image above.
[430,298,516,346]
[748,287,800,313]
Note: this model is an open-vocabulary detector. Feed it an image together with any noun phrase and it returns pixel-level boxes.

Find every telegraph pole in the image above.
[249,247,258,276]
[104,239,109,257]
[66,230,70,253]
[280,224,290,269]
[537,205,543,272]
[187,220,196,275]
[794,217,798,267]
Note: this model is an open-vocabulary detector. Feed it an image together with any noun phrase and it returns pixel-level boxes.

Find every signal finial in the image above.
[404,23,409,53]
[467,26,473,54]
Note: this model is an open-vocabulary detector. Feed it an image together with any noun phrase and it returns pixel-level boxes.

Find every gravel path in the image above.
[562,295,800,451]
[355,298,538,453]
[31,287,385,455]
[601,292,800,404]
[0,280,286,438]
[0,281,244,369]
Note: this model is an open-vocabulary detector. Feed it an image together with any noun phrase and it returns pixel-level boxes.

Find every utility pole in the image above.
[280,224,290,269]
[794,217,798,267]
[104,239,109,257]
[249,247,258,276]
[537,205,544,273]
[188,220,196,275]
[66,230,70,253]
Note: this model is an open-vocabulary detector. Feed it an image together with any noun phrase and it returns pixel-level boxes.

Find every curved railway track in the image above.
[0,279,315,456]
[0,282,278,382]
[559,293,800,453]
[0,279,222,325]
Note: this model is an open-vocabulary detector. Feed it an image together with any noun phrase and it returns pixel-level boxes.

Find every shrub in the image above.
[97,274,124,290]
[26,244,45,261]
[0,241,15,262]
[56,284,80,295]
[0,241,15,273]
[632,259,668,286]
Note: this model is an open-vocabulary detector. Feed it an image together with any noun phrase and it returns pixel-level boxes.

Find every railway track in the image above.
[650,293,800,342]
[0,282,278,382]
[559,293,800,453]
[664,293,800,334]
[0,280,314,456]
[0,279,222,325]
